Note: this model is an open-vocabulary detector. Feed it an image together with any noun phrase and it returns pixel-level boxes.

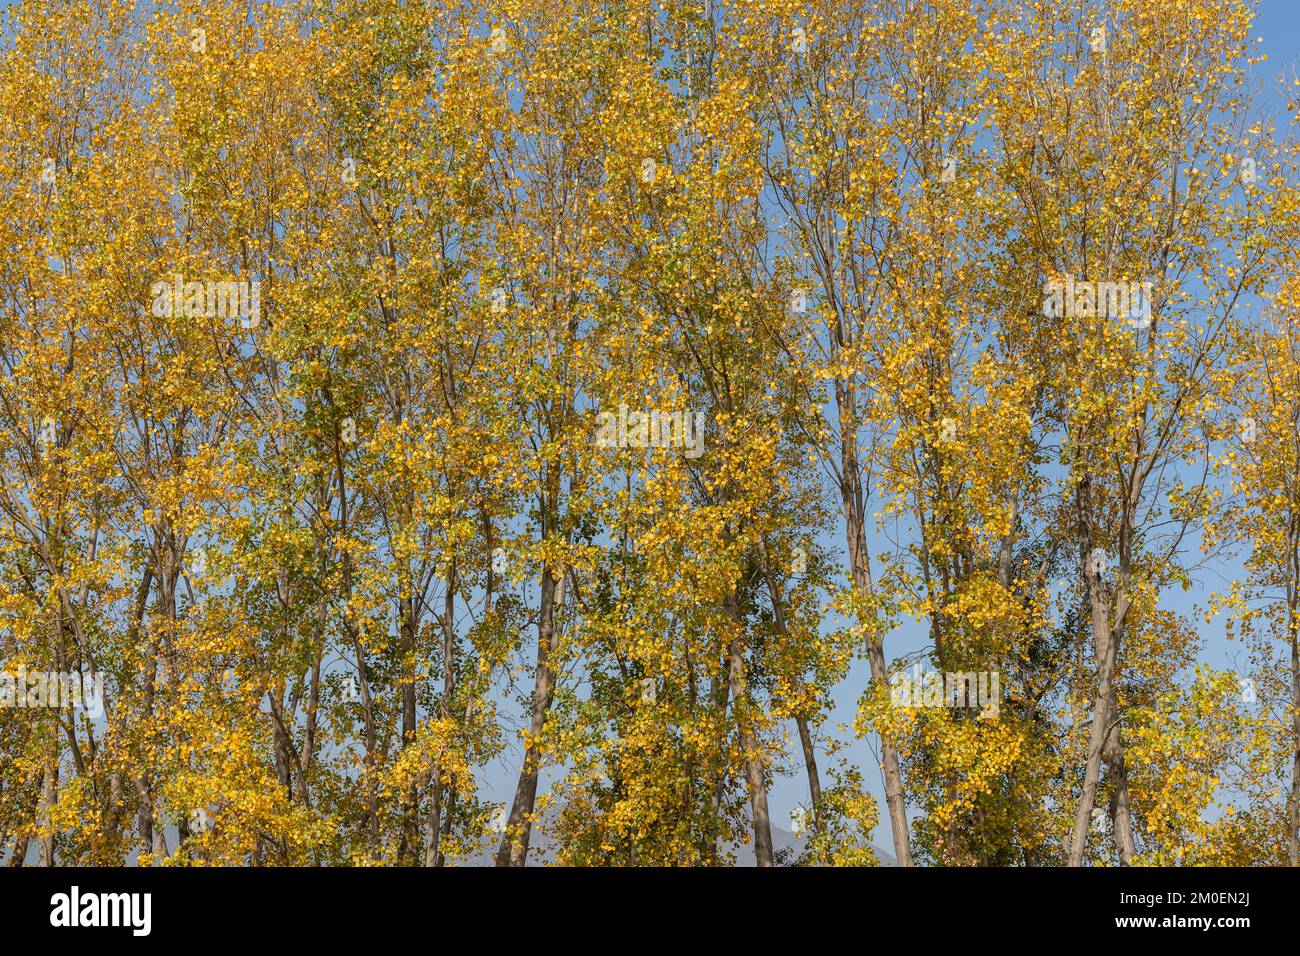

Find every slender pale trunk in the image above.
[723,590,773,867]
[439,561,459,863]
[425,781,442,868]
[1067,607,1115,866]
[37,764,55,866]
[730,643,774,868]
[398,587,419,863]
[760,554,825,844]
[795,716,824,837]
[707,666,728,864]
[1289,556,1299,865]
[1107,731,1136,864]
[1108,520,1138,864]
[1068,491,1122,865]
[1290,635,1300,866]
[427,559,457,867]
[135,561,161,858]
[1069,475,1138,866]
[1105,680,1136,865]
[496,565,558,866]
[836,379,912,866]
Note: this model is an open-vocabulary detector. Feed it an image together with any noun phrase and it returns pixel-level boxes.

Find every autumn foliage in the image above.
[1,0,1299,867]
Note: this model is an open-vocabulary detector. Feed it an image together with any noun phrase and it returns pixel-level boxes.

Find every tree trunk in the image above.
[496,564,558,866]
[1289,593,1299,866]
[723,601,774,868]
[427,558,458,867]
[398,586,419,863]
[837,381,912,866]
[1069,479,1137,866]
[1068,521,1120,866]
[759,552,825,847]
[795,715,824,837]
[1106,686,1135,865]
[425,776,442,867]
[37,763,55,866]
